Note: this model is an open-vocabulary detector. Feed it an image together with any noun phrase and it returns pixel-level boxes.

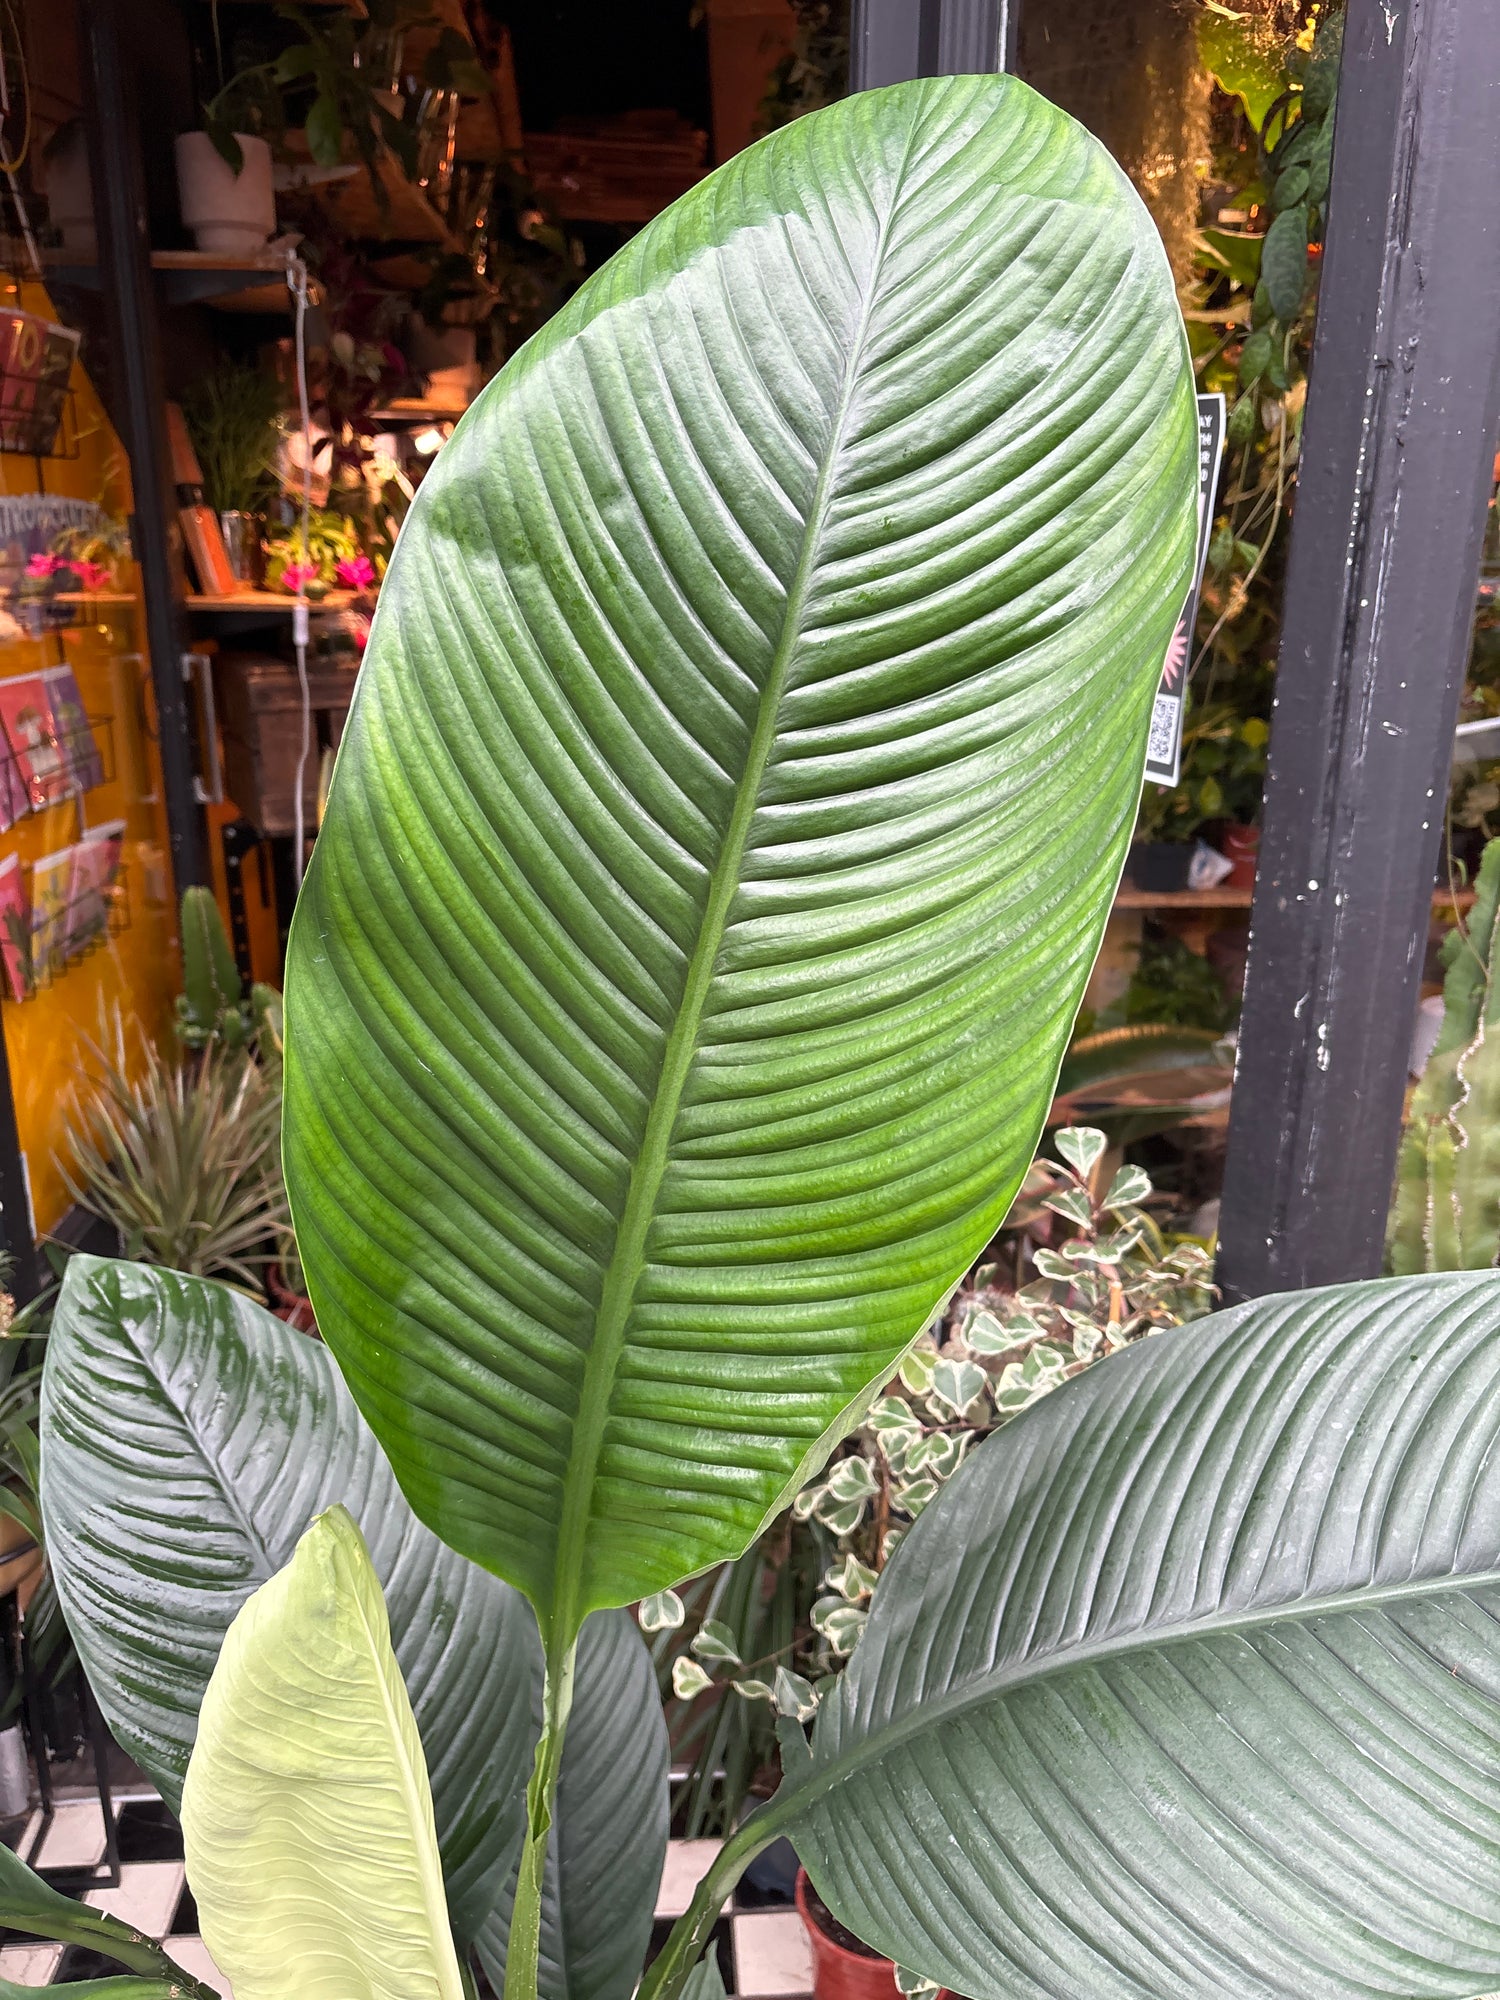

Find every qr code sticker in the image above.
[1147,693,1179,767]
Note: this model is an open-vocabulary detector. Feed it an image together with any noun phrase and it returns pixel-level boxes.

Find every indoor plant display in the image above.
[183,362,286,584]
[13,69,1500,2000]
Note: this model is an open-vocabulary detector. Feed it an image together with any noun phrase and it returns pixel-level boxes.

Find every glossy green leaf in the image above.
[284,74,1196,1640]
[40,1256,669,1967]
[477,1610,670,2000]
[40,1255,530,1943]
[182,1506,465,2000]
[770,1273,1500,1999]
[0,1983,184,2000]
[0,1841,215,1996]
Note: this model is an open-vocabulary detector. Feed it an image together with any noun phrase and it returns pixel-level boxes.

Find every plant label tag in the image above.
[1144,392,1226,789]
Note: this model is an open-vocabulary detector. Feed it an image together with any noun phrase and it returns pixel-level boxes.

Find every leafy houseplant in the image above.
[22,65,1500,2000]
[1389,835,1500,1272]
[282,67,1195,1996]
[62,1013,291,1294]
[182,363,285,520]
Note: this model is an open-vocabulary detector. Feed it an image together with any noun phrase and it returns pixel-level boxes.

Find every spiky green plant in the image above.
[1388,837,1500,1270]
[63,1013,292,1293]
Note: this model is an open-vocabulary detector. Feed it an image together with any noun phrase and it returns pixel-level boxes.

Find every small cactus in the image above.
[1388,838,1500,1271]
[176,887,249,1052]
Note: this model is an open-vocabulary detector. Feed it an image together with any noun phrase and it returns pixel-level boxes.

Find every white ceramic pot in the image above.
[43,125,96,262]
[174,131,276,256]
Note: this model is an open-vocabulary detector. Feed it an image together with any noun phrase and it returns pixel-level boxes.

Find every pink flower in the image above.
[335,555,377,591]
[26,553,60,578]
[77,561,112,591]
[281,561,320,593]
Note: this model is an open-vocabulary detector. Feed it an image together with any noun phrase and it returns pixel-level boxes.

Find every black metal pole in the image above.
[1217,0,1500,1301]
[0,1033,35,1305]
[849,0,1008,92]
[79,0,208,894]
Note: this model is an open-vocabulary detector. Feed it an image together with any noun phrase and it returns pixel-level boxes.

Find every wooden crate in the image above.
[217,652,359,838]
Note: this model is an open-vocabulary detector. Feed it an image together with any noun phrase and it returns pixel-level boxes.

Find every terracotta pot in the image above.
[267,1263,317,1336]
[796,1870,898,2000]
[1220,821,1260,889]
[175,131,276,255]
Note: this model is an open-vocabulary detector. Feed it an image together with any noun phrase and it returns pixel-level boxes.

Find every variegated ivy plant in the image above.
[660,1129,1215,1694]
[26,56,1500,2000]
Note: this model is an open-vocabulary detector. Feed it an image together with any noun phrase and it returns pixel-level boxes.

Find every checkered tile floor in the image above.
[0,1798,813,1998]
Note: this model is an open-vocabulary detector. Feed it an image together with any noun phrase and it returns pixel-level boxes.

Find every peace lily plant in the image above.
[14,64,1500,2000]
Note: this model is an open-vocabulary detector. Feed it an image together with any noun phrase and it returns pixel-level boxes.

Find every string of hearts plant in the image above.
[19,62,1500,2000]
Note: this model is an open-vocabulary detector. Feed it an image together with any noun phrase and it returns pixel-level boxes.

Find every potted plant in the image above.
[182,362,286,584]
[16,64,1493,2000]
[796,1871,899,2000]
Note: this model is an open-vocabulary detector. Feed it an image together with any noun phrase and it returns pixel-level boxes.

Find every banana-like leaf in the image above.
[771,1273,1500,1999]
[477,1609,670,2000]
[39,1256,669,1970]
[181,1506,465,2000]
[284,74,1196,1639]
[0,1840,215,1997]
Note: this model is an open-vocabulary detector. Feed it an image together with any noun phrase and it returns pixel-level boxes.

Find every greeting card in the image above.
[65,818,124,952]
[0,854,30,1000]
[44,664,103,791]
[0,672,68,809]
[29,846,72,983]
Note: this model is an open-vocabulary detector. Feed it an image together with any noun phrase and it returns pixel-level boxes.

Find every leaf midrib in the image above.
[768,1560,1500,1831]
[544,107,924,1647]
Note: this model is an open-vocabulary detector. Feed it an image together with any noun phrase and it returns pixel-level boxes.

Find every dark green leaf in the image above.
[41,1257,666,1976]
[1238,325,1273,387]
[1301,11,1344,121]
[1260,205,1310,321]
[282,75,1198,1647]
[1273,164,1309,210]
[1226,394,1257,447]
[41,1257,529,1944]
[304,90,344,167]
[773,1273,1500,1999]
[273,43,319,83]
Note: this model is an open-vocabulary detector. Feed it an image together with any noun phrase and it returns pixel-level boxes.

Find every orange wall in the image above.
[0,284,180,1236]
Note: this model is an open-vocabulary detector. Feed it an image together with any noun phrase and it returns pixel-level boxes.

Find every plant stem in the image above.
[635,1818,778,2000]
[503,1630,579,2000]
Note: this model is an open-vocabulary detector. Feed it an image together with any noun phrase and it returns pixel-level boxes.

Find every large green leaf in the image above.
[283,74,1196,1638]
[477,1609,670,2000]
[40,1255,529,1942]
[181,1506,465,2000]
[764,1274,1500,1999]
[39,1256,669,1969]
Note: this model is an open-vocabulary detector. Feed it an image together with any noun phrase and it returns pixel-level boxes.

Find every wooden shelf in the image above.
[187,591,356,613]
[1114,883,1479,914]
[369,400,470,425]
[45,248,298,315]
[1115,886,1254,909]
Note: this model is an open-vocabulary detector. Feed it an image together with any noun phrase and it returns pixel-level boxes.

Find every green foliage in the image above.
[1135,704,1268,842]
[176,888,250,1052]
[0,1839,215,1996]
[204,0,485,190]
[780,1137,1211,1666]
[284,74,1195,1631]
[1388,837,1500,1271]
[1114,929,1236,1034]
[41,1257,668,1980]
[264,506,360,593]
[642,1273,1500,2000]
[62,1017,291,1293]
[181,364,285,518]
[1148,5,1344,846]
